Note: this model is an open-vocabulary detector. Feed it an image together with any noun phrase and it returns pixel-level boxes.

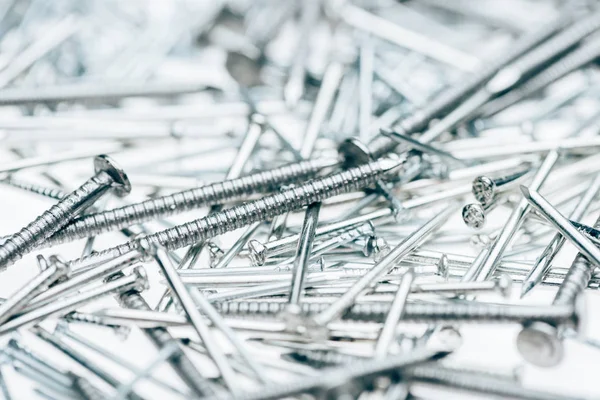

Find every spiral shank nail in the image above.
[509,11,600,79]
[407,364,578,400]
[0,172,113,268]
[64,160,393,267]
[2,178,66,200]
[483,36,600,116]
[118,291,215,397]
[216,300,574,326]
[554,214,600,305]
[51,159,335,244]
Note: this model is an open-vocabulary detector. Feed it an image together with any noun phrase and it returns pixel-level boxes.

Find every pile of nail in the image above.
[1,0,600,398]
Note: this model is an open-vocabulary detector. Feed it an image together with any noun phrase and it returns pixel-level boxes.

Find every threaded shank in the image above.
[0,172,113,268]
[216,300,574,326]
[2,178,66,200]
[64,159,392,268]
[49,159,335,245]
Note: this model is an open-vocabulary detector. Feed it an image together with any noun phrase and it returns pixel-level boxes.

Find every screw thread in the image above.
[65,159,394,269]
[50,159,335,245]
[0,172,113,268]
[118,291,215,397]
[2,178,66,200]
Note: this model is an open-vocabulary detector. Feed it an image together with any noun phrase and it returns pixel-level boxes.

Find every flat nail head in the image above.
[93,155,131,197]
[472,176,496,205]
[462,203,486,229]
[516,322,562,368]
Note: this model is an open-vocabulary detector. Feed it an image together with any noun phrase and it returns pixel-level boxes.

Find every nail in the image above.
[49,157,337,246]
[151,245,239,394]
[366,13,571,158]
[521,172,600,297]
[188,287,268,384]
[473,150,559,282]
[519,185,600,270]
[116,278,214,398]
[0,267,147,335]
[0,256,68,325]
[374,270,414,358]
[0,155,130,268]
[33,326,144,400]
[312,203,456,327]
[472,166,531,206]
[59,157,402,269]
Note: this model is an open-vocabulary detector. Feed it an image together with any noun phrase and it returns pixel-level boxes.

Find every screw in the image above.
[0,154,131,269]
[59,157,401,270]
[0,255,69,325]
[521,172,600,297]
[473,150,559,282]
[48,157,337,245]
[0,266,147,335]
